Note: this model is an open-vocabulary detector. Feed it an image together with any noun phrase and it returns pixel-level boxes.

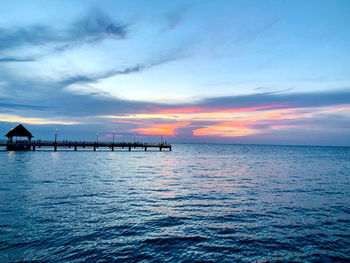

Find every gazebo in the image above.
[5,124,33,145]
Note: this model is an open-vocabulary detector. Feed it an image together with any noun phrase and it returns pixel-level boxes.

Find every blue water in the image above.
[0,144,349,262]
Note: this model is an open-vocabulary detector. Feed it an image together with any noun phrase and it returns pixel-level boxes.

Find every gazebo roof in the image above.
[5,124,33,138]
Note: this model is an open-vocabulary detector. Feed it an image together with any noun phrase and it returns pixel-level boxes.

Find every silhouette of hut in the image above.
[5,124,33,143]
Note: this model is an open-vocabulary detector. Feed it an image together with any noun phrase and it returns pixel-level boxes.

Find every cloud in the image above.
[0,9,127,52]
[0,114,79,125]
[0,57,34,63]
[0,101,49,111]
[69,9,127,40]
[71,89,349,121]
[60,47,189,89]
[193,121,263,137]
[131,122,190,135]
[0,6,192,114]
[1,81,350,144]
[0,50,189,118]
[200,89,350,110]
[2,65,350,121]
[0,5,349,145]
[97,89,350,141]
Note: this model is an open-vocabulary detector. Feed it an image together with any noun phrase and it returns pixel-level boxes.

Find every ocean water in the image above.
[0,144,349,262]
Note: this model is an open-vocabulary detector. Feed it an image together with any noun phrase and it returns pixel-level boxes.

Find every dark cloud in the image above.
[58,48,188,88]
[128,89,350,115]
[0,42,189,114]
[200,89,350,110]
[0,101,49,111]
[1,87,350,146]
[0,10,127,52]
[13,88,350,120]
[67,9,127,41]
[243,117,350,147]
[0,7,191,115]
[0,25,52,50]
[59,75,96,87]
[58,64,146,87]
[0,98,52,116]
[0,57,34,62]
[265,113,350,130]
[2,55,350,120]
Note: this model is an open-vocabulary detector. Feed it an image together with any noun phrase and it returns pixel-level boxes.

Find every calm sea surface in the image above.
[0,144,349,262]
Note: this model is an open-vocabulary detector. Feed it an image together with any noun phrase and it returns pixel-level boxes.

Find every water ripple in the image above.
[0,144,349,262]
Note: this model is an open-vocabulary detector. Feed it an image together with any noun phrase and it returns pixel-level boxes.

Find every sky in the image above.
[0,0,350,146]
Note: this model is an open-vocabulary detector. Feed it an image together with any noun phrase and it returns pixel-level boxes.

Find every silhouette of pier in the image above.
[1,124,171,151]
[0,141,171,151]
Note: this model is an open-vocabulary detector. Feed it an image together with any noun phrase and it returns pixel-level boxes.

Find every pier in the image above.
[2,124,171,152]
[0,141,172,151]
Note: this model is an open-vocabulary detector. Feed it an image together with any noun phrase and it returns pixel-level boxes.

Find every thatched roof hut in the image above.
[5,124,33,142]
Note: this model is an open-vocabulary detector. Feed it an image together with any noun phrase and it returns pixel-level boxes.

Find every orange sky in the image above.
[131,122,190,135]
[120,104,350,137]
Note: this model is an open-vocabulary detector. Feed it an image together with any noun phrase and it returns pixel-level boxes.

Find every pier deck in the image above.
[0,141,172,151]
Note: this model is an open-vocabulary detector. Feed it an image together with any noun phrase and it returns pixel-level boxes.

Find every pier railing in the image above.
[0,140,172,151]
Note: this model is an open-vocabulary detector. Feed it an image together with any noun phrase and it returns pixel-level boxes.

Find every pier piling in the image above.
[1,141,171,152]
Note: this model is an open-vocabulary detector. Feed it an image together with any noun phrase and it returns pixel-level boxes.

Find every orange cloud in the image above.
[112,120,140,124]
[131,122,190,135]
[193,121,264,137]
[103,104,293,123]
[102,104,350,139]
[257,109,301,120]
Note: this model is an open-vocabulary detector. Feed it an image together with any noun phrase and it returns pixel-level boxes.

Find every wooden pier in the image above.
[0,141,171,152]
[1,124,171,152]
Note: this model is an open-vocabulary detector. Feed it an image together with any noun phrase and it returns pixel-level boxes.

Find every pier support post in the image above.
[94,146,96,151]
[128,146,131,151]
[159,146,162,151]
[112,146,114,151]
[54,144,57,151]
[74,145,77,151]
[170,146,172,151]
[32,145,36,151]
[145,146,147,151]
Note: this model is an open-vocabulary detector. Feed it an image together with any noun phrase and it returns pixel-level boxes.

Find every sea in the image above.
[0,144,349,262]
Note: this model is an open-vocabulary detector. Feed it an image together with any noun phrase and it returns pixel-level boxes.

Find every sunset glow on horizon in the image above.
[131,122,190,136]
[101,103,350,139]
